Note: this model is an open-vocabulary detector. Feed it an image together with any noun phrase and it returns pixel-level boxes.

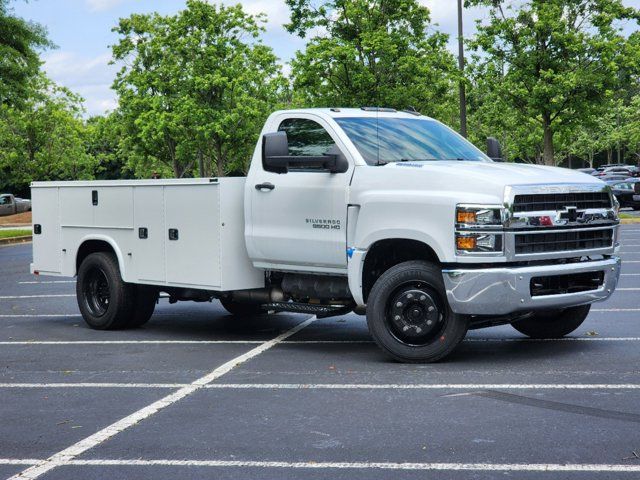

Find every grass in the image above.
[0,229,31,239]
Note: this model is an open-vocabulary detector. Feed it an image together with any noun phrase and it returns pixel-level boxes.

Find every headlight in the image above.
[456,206,503,226]
[455,204,505,255]
[456,233,503,253]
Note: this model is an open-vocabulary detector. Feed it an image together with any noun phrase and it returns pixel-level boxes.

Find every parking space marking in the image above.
[621,273,640,276]
[17,281,75,284]
[613,288,640,291]
[0,294,75,299]
[0,460,40,466]
[0,314,82,318]
[3,458,640,473]
[0,340,262,345]
[3,337,640,347]
[1,382,640,390]
[592,308,640,312]
[8,316,317,480]
[0,383,186,389]
[204,383,640,390]
[58,459,640,473]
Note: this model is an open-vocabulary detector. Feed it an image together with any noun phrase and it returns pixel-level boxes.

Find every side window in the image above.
[278,118,335,158]
[0,196,9,205]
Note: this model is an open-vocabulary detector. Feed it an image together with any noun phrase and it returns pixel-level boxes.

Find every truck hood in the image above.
[386,161,604,187]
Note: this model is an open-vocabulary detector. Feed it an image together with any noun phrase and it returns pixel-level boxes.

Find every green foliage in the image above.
[112,0,287,178]
[467,0,640,165]
[0,0,52,107]
[0,76,96,195]
[286,0,459,123]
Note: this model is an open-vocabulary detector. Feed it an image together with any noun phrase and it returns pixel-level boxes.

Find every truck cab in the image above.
[30,108,621,362]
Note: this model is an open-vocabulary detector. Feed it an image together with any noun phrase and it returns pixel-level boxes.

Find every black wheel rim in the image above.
[83,267,111,317]
[385,281,446,347]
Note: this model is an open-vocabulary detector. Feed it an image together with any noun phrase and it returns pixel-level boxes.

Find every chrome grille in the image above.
[513,192,612,212]
[514,229,613,255]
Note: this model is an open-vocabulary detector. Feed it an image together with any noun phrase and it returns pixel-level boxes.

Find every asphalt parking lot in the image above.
[1,226,640,480]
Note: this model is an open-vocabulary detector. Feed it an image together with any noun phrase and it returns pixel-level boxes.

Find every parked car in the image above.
[0,194,31,216]
[599,174,633,183]
[593,166,640,178]
[607,179,640,210]
[577,168,595,175]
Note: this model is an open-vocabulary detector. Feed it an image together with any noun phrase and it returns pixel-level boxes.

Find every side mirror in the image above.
[262,131,349,174]
[487,137,503,162]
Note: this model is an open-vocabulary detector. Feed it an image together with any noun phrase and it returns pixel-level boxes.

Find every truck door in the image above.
[247,116,352,272]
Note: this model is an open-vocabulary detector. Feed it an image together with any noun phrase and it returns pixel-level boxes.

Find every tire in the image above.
[511,305,591,339]
[128,285,158,328]
[76,252,135,330]
[366,260,470,363]
[219,298,264,316]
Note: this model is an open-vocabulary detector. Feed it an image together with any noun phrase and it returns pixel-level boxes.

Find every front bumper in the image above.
[442,257,621,316]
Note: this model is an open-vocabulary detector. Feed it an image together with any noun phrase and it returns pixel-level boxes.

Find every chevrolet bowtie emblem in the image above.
[560,206,579,222]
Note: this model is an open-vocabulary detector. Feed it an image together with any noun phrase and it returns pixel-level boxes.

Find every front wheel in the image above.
[511,305,591,339]
[366,261,470,363]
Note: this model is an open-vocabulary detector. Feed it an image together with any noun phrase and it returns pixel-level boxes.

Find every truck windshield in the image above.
[334,117,491,165]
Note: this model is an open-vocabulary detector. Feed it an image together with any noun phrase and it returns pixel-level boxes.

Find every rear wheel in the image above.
[219,298,264,316]
[76,252,134,330]
[511,305,591,338]
[366,261,470,363]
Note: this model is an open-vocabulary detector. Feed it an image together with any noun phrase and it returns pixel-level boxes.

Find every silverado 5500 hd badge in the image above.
[306,218,341,230]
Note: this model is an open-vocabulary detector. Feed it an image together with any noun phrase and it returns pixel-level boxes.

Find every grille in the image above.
[530,271,604,297]
[513,192,611,212]
[515,229,613,255]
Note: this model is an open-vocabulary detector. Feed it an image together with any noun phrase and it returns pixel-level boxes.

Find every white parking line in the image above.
[621,273,640,276]
[3,458,640,473]
[0,314,82,318]
[17,281,75,284]
[9,316,317,480]
[0,460,40,466]
[0,382,639,390]
[592,308,640,312]
[614,288,640,291]
[2,337,640,346]
[0,340,263,345]
[0,383,185,388]
[0,294,75,299]
[60,459,640,473]
[204,383,640,390]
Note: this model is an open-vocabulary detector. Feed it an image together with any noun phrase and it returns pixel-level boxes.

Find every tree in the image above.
[0,0,52,107]
[467,0,640,165]
[112,1,287,178]
[85,113,133,180]
[0,75,96,194]
[286,0,459,123]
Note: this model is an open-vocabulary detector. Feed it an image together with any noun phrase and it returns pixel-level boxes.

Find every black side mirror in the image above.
[487,137,503,162]
[262,131,289,174]
[262,131,349,174]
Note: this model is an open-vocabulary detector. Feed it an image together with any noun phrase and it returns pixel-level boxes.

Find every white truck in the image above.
[30,108,621,362]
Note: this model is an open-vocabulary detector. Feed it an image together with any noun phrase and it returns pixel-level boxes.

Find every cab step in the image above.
[262,302,354,318]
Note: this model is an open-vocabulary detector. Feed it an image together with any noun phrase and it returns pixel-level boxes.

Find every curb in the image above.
[0,235,32,245]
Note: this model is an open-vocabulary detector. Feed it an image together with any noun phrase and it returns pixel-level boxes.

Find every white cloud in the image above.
[42,51,119,116]
[85,0,127,13]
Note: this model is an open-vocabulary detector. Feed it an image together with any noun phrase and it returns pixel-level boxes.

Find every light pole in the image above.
[457,0,467,138]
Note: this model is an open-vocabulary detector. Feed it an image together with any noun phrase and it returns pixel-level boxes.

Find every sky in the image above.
[10,0,640,117]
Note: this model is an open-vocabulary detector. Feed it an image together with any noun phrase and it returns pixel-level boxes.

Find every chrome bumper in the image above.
[442,257,621,316]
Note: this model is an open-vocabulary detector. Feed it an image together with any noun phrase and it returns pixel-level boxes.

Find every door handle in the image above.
[255,182,275,191]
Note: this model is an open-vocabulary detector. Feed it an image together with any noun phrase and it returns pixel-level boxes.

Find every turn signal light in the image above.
[456,211,477,224]
[456,236,476,250]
